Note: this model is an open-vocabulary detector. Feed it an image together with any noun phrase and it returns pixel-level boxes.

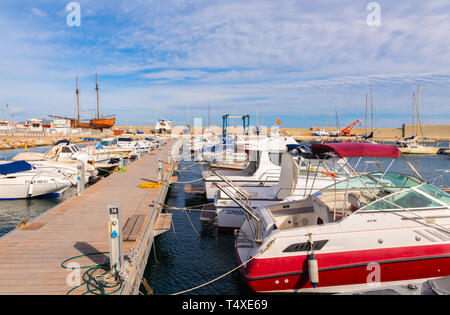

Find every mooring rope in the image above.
[171,178,203,185]
[183,209,201,237]
[170,255,256,295]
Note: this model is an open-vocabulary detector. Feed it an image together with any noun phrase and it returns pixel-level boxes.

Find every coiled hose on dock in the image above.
[61,252,123,295]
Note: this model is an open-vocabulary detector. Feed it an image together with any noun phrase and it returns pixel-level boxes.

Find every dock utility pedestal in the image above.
[108,203,124,272]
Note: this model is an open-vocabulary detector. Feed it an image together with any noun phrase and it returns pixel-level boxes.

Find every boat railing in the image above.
[430,169,450,190]
[213,170,251,201]
[213,171,264,243]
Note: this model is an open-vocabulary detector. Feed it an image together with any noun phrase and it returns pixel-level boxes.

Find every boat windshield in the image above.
[362,188,443,211]
[417,184,450,206]
[100,140,116,146]
[323,172,423,191]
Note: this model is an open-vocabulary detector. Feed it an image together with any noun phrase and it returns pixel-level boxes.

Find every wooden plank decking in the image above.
[0,141,176,295]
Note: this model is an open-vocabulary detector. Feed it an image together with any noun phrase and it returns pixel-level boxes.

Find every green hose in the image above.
[61,252,123,295]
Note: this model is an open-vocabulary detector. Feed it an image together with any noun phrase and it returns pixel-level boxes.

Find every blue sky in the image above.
[0,0,449,128]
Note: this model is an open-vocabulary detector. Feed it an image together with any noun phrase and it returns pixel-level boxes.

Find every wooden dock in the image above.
[0,141,176,295]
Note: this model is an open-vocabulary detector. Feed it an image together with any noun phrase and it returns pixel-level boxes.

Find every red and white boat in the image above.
[236,143,450,293]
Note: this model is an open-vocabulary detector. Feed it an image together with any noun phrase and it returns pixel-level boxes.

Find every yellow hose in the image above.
[138,182,163,189]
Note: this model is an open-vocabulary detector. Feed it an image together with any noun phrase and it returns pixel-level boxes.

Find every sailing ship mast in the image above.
[412,92,415,137]
[76,77,80,128]
[370,84,374,133]
[95,73,100,120]
[365,93,368,136]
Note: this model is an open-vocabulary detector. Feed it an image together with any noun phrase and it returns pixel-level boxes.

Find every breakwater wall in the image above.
[0,136,86,150]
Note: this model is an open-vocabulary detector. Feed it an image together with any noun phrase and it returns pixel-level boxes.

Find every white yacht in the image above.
[0,161,71,199]
[202,136,298,200]
[236,142,450,294]
[214,152,350,229]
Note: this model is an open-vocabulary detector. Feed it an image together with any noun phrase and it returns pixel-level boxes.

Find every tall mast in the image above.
[370,84,374,132]
[412,92,415,137]
[95,73,100,120]
[335,107,340,133]
[208,100,211,128]
[417,84,421,139]
[365,93,368,136]
[76,77,80,127]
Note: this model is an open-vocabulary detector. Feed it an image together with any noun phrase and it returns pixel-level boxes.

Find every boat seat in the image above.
[348,193,371,210]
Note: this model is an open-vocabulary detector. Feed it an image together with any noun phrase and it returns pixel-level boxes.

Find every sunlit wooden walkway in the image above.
[0,141,175,295]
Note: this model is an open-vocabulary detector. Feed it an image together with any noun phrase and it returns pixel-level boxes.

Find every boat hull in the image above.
[205,179,279,200]
[0,181,70,199]
[238,244,450,294]
[70,117,115,130]
[399,147,439,154]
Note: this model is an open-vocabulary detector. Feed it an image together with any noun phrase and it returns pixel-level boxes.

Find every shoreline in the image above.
[0,135,86,150]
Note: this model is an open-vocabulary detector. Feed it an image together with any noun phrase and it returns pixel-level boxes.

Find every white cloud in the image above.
[0,1,449,126]
[30,7,48,18]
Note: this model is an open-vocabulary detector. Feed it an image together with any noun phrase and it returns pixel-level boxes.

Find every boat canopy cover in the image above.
[311,143,400,159]
[286,144,301,152]
[0,161,34,175]
[55,139,71,146]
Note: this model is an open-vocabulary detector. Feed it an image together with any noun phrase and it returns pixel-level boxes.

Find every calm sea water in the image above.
[142,160,254,295]
[0,144,448,294]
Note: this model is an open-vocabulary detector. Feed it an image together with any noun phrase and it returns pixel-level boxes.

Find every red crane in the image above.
[339,119,361,136]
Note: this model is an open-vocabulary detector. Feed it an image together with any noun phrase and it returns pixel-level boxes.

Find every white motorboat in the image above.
[202,136,298,200]
[201,143,248,164]
[12,147,98,185]
[214,152,350,229]
[0,161,71,199]
[236,143,450,294]
[117,137,153,153]
[203,150,283,201]
[396,139,439,154]
[313,129,329,137]
[95,138,134,156]
[49,140,122,174]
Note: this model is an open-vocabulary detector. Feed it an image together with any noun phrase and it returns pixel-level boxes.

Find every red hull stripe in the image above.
[239,244,450,292]
[243,254,450,281]
[242,257,450,292]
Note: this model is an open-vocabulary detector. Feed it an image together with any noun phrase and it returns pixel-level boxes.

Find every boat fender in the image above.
[27,182,34,198]
[308,253,319,289]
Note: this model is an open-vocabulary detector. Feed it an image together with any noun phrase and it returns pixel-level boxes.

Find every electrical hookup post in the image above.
[108,203,124,275]
[158,159,163,184]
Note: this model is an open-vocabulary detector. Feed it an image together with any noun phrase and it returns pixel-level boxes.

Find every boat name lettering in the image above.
[222,209,245,216]
[25,180,49,184]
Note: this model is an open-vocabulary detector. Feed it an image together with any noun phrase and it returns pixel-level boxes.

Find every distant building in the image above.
[155,119,172,134]
[51,118,72,135]
[25,119,44,133]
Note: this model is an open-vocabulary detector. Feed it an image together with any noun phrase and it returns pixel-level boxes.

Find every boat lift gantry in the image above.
[222,114,250,137]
